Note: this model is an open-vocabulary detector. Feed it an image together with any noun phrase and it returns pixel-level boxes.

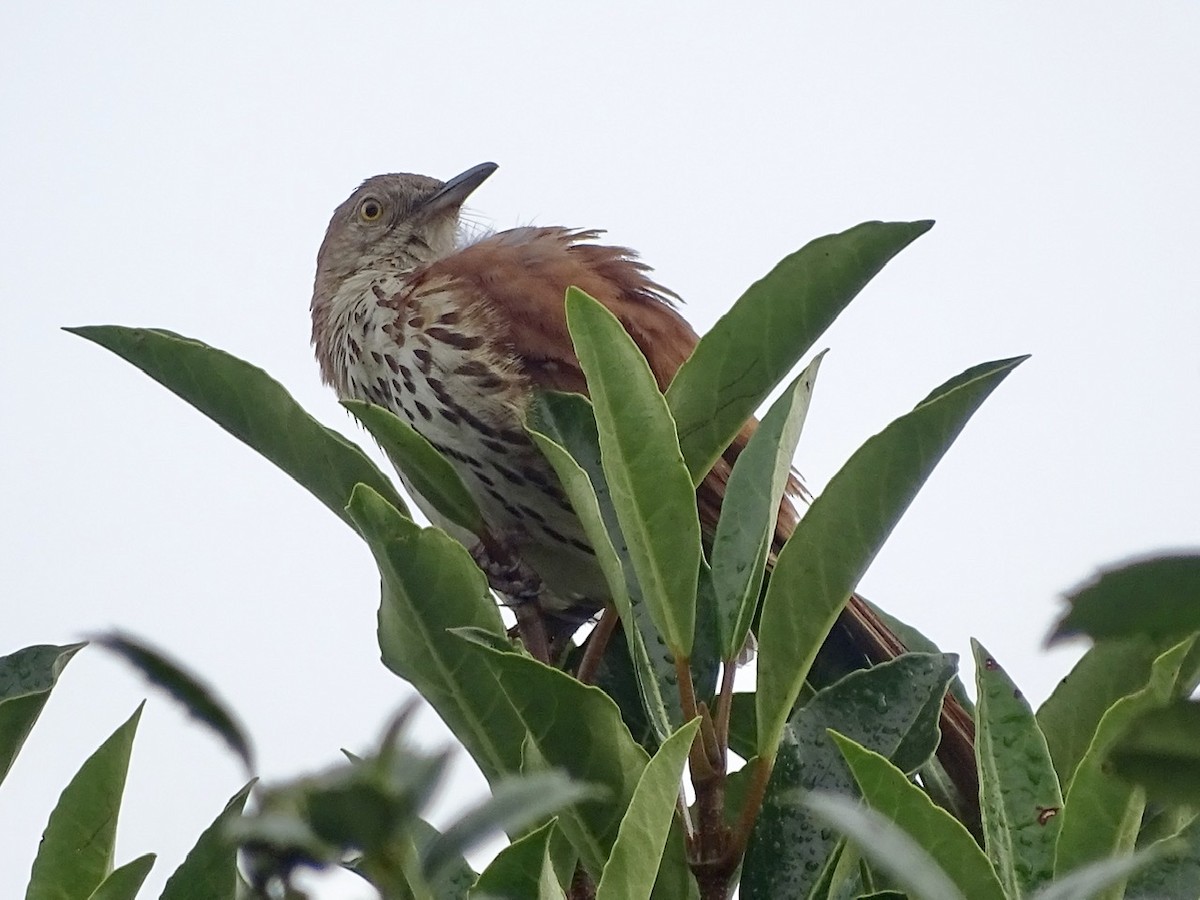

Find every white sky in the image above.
[3,4,1198,897]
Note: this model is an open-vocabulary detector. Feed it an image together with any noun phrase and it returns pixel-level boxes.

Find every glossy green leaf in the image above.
[27,705,143,900]
[87,853,155,900]
[0,642,84,787]
[1108,700,1200,805]
[743,653,957,900]
[455,631,649,875]
[1031,842,1179,900]
[68,326,408,528]
[972,640,1063,897]
[565,288,701,656]
[756,356,1026,759]
[596,719,699,900]
[1054,638,1193,894]
[347,485,524,782]
[160,781,254,900]
[92,632,253,771]
[344,399,483,536]
[666,220,933,483]
[1124,813,1200,899]
[711,356,823,659]
[829,732,1006,900]
[469,820,566,900]
[803,791,965,900]
[526,391,677,740]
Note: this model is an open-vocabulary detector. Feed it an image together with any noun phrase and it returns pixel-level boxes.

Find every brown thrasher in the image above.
[310,162,977,819]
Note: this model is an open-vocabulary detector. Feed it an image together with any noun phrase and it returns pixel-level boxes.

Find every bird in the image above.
[310,161,977,821]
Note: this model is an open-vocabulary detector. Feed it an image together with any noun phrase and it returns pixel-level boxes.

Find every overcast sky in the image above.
[3,4,1198,897]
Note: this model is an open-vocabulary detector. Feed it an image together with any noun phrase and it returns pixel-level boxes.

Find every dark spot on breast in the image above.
[492,463,526,486]
[472,471,495,487]
[541,525,571,545]
[569,538,595,555]
[437,310,462,325]
[481,438,508,455]
[384,354,400,373]
[454,360,490,377]
[438,408,460,424]
[413,349,433,374]
[371,351,384,365]
[427,327,484,350]
[518,504,546,523]
[415,401,432,420]
[408,315,425,329]
[398,364,413,381]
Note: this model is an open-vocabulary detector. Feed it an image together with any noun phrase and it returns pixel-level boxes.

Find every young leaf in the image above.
[596,719,700,900]
[160,781,254,900]
[27,705,144,900]
[711,356,823,659]
[0,642,84,787]
[828,731,1006,900]
[344,399,484,537]
[565,288,701,656]
[972,640,1063,897]
[469,820,566,900]
[87,853,156,900]
[1051,554,1200,643]
[1053,638,1193,891]
[91,632,253,771]
[1107,700,1200,805]
[347,485,526,781]
[67,326,408,528]
[756,356,1027,760]
[666,220,933,483]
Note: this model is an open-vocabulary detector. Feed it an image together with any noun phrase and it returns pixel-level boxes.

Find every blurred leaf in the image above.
[470,820,565,900]
[91,632,253,771]
[1051,554,1200,643]
[87,853,156,900]
[1054,638,1193,894]
[348,485,526,782]
[712,357,823,659]
[972,640,1063,897]
[1109,701,1200,805]
[1031,842,1179,900]
[67,326,408,528]
[667,220,934,483]
[455,631,648,876]
[409,818,477,900]
[756,356,1026,760]
[831,732,1006,900]
[344,399,484,536]
[27,705,143,900]
[423,773,598,881]
[743,654,957,900]
[160,781,254,900]
[596,719,699,900]
[527,391,677,740]
[803,790,965,900]
[1125,813,1200,899]
[566,288,701,656]
[0,642,84,787]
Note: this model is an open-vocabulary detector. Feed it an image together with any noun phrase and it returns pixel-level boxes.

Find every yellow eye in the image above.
[358,197,384,222]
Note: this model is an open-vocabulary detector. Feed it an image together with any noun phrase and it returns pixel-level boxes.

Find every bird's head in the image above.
[312,161,497,302]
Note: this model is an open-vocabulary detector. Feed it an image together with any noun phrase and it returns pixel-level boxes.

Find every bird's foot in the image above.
[470,534,552,662]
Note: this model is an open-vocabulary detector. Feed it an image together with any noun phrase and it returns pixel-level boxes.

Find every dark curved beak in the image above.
[424,162,498,214]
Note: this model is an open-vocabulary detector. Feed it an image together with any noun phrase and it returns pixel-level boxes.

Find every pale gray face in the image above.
[313,163,497,302]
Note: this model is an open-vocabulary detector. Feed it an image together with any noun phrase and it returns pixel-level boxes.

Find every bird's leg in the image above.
[470,532,552,663]
[574,604,619,685]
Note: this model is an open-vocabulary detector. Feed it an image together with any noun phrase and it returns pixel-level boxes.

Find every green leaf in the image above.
[972,640,1063,897]
[1108,700,1200,805]
[1031,842,1180,900]
[711,356,823,659]
[0,642,84,787]
[91,632,253,771]
[666,220,933,482]
[526,391,677,740]
[423,773,598,881]
[743,654,957,900]
[347,485,524,782]
[27,705,144,900]
[803,791,965,900]
[160,782,254,900]
[1124,813,1200,899]
[454,632,649,876]
[470,820,566,900]
[411,818,477,900]
[755,356,1026,760]
[565,288,702,656]
[1053,638,1193,894]
[344,399,484,537]
[87,853,155,900]
[1051,554,1200,643]
[832,732,1006,900]
[596,719,699,900]
[67,326,408,529]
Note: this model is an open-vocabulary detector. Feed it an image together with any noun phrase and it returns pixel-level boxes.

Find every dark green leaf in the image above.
[67,326,408,529]
[1125,813,1200,899]
[87,853,156,900]
[470,820,566,900]
[0,642,83,787]
[92,632,253,771]
[667,220,933,482]
[756,356,1026,760]
[1109,701,1200,806]
[565,288,701,656]
[160,781,254,900]
[1031,842,1180,900]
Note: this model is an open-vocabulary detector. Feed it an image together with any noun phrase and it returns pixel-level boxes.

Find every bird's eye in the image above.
[358,198,384,222]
